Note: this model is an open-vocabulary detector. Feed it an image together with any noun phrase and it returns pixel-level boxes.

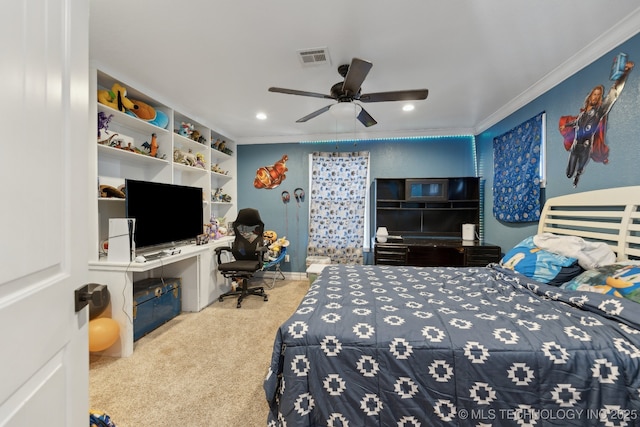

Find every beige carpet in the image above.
[89,279,309,427]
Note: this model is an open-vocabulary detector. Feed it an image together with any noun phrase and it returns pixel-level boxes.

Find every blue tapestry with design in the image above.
[493,113,543,222]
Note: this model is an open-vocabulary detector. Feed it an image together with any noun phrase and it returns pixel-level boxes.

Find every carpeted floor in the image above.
[89,279,309,427]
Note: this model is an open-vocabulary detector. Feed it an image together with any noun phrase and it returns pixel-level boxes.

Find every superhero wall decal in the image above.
[254,154,288,189]
[558,53,634,187]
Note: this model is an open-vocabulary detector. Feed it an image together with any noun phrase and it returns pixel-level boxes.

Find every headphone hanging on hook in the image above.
[294,188,305,203]
[281,190,290,204]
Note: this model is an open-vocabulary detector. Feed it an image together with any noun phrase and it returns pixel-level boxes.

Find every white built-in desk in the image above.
[88,237,233,357]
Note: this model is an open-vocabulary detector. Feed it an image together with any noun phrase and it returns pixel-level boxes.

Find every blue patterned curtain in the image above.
[307,151,369,264]
[493,113,544,222]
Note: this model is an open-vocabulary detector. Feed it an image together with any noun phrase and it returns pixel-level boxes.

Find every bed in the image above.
[264,186,640,426]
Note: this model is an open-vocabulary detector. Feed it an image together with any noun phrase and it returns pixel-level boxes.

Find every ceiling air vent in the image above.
[297,47,331,66]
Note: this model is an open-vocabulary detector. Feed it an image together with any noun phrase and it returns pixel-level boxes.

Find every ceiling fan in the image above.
[268,57,429,127]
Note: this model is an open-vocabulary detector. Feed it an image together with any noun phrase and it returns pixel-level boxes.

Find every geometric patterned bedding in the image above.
[264,264,640,426]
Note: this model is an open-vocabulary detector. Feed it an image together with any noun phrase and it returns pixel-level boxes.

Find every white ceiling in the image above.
[89,1,640,145]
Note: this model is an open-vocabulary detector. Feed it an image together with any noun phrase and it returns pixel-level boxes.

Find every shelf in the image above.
[211,149,232,161]
[98,197,125,202]
[174,133,209,150]
[211,171,232,179]
[98,144,170,165]
[98,103,170,136]
[173,162,209,175]
[93,67,237,263]
[375,177,480,238]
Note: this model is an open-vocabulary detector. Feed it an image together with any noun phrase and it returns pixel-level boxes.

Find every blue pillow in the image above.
[500,236,583,286]
[562,263,640,303]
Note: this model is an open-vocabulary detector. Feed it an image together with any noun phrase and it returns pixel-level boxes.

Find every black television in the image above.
[125,179,203,252]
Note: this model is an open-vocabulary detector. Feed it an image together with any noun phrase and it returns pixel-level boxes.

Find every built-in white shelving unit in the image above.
[90,68,238,260]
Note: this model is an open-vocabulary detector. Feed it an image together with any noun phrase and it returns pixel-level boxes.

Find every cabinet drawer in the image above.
[463,246,502,266]
[375,245,408,265]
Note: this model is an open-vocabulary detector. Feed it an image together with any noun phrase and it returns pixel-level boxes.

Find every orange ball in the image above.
[88,318,120,352]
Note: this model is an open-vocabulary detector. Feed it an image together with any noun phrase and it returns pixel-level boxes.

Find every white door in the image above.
[0,0,89,425]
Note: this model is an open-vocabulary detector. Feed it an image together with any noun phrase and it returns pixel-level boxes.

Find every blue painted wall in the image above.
[239,33,640,272]
[238,137,476,271]
[478,33,640,253]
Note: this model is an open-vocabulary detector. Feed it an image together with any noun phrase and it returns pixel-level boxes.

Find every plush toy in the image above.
[99,185,125,198]
[127,98,155,120]
[263,230,277,246]
[178,122,194,137]
[268,236,290,260]
[97,83,136,113]
[208,217,222,240]
[125,99,169,129]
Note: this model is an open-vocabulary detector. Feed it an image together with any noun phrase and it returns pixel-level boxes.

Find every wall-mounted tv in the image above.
[125,179,203,252]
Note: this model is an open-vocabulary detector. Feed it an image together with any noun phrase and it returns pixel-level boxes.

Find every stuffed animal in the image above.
[208,217,222,240]
[263,230,277,246]
[178,122,194,137]
[268,236,290,260]
[127,98,156,121]
[97,83,136,113]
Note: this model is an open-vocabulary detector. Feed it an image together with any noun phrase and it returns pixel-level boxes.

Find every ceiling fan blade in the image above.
[357,106,377,127]
[269,87,334,100]
[342,58,373,97]
[296,104,333,123]
[359,89,429,103]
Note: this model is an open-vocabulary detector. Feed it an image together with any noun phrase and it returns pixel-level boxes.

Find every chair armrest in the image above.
[215,246,231,255]
[215,246,232,264]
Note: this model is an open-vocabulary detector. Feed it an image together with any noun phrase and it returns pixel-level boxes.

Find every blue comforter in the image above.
[264,264,640,426]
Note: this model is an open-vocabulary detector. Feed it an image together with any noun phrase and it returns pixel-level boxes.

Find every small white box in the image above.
[306,263,328,285]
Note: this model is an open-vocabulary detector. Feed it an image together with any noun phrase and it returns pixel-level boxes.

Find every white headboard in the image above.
[538,186,640,261]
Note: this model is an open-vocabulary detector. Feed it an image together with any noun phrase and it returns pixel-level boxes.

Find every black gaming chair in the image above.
[215,208,268,308]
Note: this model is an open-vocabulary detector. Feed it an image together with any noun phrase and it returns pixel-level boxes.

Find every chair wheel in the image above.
[236,302,241,308]
[264,295,268,301]
[219,296,224,302]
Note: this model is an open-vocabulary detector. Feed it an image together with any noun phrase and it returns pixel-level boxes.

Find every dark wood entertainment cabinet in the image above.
[373,177,501,267]
[374,239,502,267]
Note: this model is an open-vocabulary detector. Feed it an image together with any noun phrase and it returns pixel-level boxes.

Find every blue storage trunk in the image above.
[133,278,181,341]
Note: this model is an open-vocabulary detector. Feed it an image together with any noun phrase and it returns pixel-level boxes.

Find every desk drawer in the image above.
[464,246,502,266]
[375,245,408,265]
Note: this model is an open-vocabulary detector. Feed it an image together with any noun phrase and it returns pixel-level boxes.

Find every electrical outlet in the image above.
[285,254,290,262]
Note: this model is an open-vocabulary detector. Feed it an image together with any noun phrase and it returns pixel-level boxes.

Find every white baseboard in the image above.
[254,271,307,281]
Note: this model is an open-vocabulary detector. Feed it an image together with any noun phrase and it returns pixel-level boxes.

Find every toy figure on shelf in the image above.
[177,122,194,137]
[173,148,197,166]
[208,216,222,240]
[191,130,207,144]
[141,133,159,157]
[195,153,206,169]
[98,112,113,139]
[212,188,223,202]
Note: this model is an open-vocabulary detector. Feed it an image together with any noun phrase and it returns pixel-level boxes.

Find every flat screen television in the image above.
[125,179,203,252]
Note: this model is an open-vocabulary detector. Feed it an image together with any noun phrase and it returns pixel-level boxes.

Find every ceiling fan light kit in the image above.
[268,57,428,127]
[329,102,362,120]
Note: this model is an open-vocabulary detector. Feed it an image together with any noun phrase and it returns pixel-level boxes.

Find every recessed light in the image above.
[402,104,415,112]
[256,112,267,120]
